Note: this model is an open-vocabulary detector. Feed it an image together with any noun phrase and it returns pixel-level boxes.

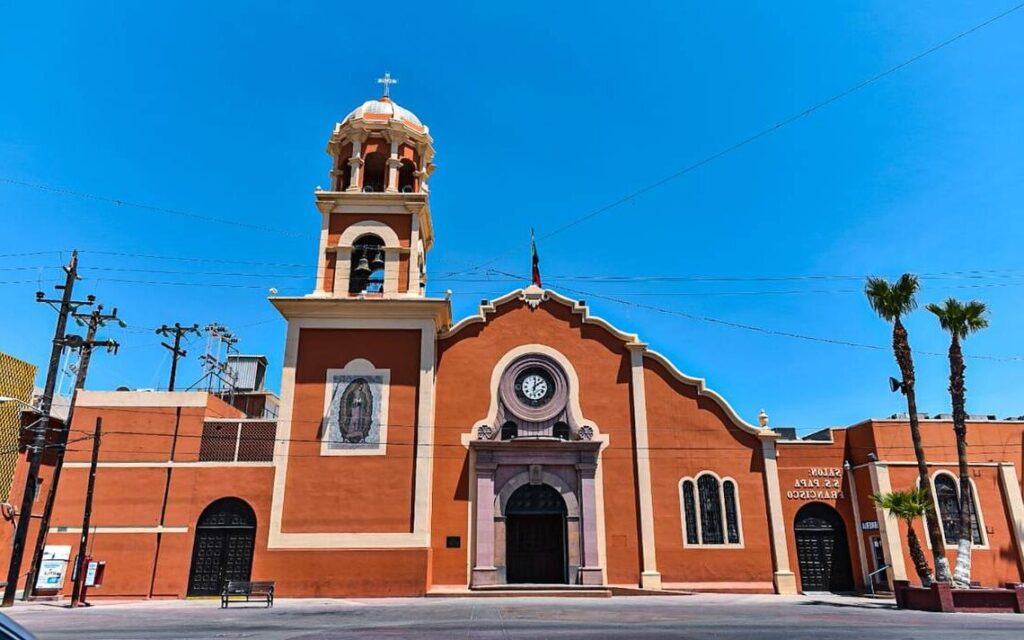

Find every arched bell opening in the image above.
[338,157,352,191]
[794,502,854,592]
[187,497,256,596]
[398,158,417,192]
[349,234,385,294]
[362,151,387,192]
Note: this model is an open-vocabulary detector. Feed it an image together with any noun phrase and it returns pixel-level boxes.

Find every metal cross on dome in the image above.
[377,72,398,98]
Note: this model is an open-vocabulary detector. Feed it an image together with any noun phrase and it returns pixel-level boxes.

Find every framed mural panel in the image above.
[321,358,390,456]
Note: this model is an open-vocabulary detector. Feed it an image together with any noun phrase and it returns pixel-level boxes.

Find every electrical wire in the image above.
[0,177,306,239]
[447,1,1024,277]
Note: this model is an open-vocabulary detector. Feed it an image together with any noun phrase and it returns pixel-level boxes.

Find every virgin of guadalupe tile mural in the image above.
[324,372,387,451]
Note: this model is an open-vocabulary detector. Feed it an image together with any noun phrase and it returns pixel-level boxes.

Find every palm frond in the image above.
[926,298,989,339]
[864,274,919,321]
[872,487,934,524]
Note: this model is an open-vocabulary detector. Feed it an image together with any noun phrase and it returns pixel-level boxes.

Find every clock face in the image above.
[515,369,553,407]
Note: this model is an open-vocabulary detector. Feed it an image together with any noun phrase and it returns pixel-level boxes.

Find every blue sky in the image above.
[1,1,1022,432]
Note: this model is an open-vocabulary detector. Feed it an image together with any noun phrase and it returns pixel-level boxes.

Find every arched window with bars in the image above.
[931,472,984,546]
[679,472,742,547]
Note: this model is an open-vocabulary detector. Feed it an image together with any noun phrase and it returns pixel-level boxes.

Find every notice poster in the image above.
[35,544,72,590]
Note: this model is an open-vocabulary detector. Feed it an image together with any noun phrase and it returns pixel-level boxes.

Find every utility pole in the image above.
[156,323,199,391]
[23,305,121,600]
[2,251,93,608]
[68,417,100,608]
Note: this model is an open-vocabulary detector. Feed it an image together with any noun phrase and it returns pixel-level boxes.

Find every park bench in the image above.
[221,580,275,608]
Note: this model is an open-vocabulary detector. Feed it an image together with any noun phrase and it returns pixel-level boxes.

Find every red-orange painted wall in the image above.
[283,328,421,533]
[645,359,775,590]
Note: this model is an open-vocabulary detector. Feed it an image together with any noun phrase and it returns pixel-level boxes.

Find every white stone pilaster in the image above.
[761,438,797,594]
[627,344,661,589]
[999,463,1024,576]
[868,462,908,581]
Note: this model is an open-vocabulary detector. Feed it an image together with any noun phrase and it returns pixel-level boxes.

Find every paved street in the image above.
[4,593,1024,640]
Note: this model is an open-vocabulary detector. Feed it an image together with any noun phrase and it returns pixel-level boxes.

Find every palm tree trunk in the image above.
[893,318,950,583]
[905,523,933,587]
[949,334,973,588]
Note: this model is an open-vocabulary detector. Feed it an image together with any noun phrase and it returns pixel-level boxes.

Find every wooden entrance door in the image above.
[187,498,256,596]
[504,484,567,584]
[794,503,854,592]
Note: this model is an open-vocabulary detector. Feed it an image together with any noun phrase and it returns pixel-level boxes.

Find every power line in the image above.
[0,177,307,239]
[449,2,1024,277]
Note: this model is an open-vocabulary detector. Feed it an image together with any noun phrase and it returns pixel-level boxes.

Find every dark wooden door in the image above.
[506,513,566,584]
[187,498,256,596]
[794,503,854,592]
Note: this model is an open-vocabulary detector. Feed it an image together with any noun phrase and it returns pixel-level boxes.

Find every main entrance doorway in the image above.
[505,483,567,584]
[794,502,854,592]
[187,497,256,596]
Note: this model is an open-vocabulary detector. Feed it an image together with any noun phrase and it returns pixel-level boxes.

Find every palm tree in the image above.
[926,298,989,588]
[865,274,950,584]
[873,488,936,586]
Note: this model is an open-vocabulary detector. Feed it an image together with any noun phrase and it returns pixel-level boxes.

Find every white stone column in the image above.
[346,138,364,192]
[626,344,661,589]
[386,140,401,193]
[761,437,797,594]
[998,463,1024,576]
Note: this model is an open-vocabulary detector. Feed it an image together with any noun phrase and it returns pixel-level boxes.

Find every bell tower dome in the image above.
[313,74,436,298]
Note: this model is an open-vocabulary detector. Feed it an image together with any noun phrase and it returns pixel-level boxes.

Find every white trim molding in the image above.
[49,526,189,535]
[320,358,391,456]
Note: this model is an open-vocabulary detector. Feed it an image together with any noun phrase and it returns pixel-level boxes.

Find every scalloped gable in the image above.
[440,285,769,436]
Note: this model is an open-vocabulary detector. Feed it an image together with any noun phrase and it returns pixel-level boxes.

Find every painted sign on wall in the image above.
[786,467,845,500]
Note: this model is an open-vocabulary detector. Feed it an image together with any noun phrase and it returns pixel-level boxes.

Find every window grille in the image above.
[199,422,237,462]
[682,480,698,544]
[200,421,276,463]
[933,473,983,545]
[682,473,741,546]
[697,474,724,545]
[723,480,740,544]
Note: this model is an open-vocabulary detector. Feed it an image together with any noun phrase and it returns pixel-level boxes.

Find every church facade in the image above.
[4,90,1023,599]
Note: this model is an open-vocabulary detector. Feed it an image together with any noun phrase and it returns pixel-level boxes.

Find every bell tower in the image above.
[313,74,436,298]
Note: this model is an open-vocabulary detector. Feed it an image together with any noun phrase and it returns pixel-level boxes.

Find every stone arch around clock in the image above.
[469,344,600,442]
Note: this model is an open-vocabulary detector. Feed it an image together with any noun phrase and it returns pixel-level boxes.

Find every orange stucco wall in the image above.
[283,328,421,533]
[861,420,1024,589]
[777,432,866,592]
[645,358,775,590]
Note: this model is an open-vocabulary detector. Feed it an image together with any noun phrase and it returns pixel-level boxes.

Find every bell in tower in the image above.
[311,74,436,299]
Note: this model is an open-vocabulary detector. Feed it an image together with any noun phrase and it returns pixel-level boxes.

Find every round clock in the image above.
[514,368,554,407]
